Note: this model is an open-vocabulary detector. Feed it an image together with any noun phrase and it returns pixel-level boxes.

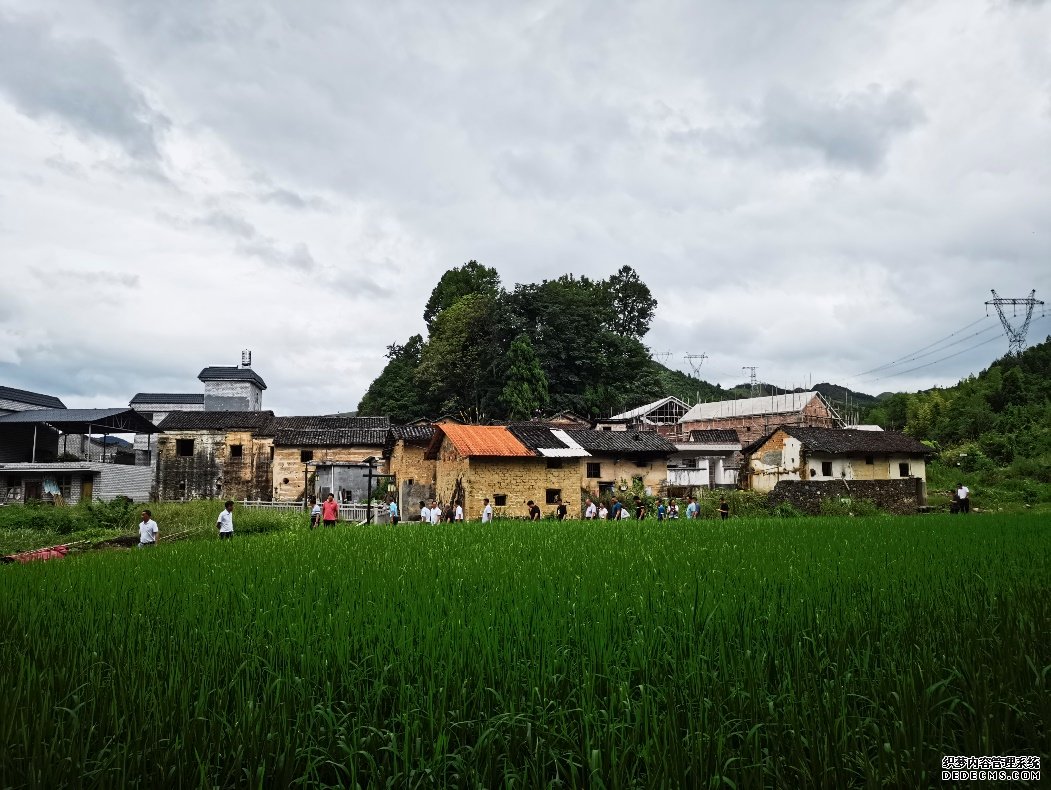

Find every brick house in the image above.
[426,423,580,520]
[742,426,932,493]
[155,411,276,501]
[384,423,437,518]
[677,391,843,446]
[594,396,689,432]
[271,416,390,502]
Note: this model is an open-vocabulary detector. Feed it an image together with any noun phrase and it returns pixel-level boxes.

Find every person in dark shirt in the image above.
[527,500,542,521]
[634,496,646,520]
[555,500,568,521]
[719,497,730,520]
[610,497,622,520]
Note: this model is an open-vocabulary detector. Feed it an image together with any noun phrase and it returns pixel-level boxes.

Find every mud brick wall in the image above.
[768,478,925,515]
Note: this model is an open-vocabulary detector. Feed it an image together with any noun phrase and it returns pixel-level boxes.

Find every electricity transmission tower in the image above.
[684,353,708,377]
[742,366,758,397]
[652,350,673,364]
[985,290,1045,355]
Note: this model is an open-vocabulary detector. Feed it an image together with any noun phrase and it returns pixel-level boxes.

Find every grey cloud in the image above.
[0,12,169,160]
[260,188,332,212]
[193,210,318,272]
[32,269,140,288]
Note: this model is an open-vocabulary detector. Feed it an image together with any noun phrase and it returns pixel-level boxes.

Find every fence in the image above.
[239,500,390,524]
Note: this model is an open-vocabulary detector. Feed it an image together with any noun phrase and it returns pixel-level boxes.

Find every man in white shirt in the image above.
[216,500,235,539]
[309,497,322,530]
[481,498,493,523]
[597,503,609,520]
[454,503,464,522]
[419,500,430,523]
[956,483,970,514]
[429,501,442,524]
[138,509,158,548]
[584,498,597,520]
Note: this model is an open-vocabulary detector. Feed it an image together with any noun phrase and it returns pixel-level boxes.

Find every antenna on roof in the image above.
[241,349,252,368]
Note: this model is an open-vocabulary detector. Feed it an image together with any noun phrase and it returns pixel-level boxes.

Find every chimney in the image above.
[241,349,252,369]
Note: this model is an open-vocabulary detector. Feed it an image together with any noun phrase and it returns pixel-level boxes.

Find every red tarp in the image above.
[4,545,70,564]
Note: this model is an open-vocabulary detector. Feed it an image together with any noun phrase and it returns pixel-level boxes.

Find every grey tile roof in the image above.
[687,429,741,444]
[129,393,204,405]
[0,385,66,409]
[273,416,390,447]
[389,424,435,443]
[565,429,678,455]
[157,411,276,432]
[744,427,932,456]
[197,366,268,389]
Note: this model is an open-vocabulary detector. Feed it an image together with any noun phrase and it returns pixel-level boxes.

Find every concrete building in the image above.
[678,391,843,445]
[667,429,742,492]
[0,462,152,504]
[742,426,931,493]
[0,385,66,414]
[155,411,275,501]
[128,393,205,465]
[384,423,437,518]
[199,363,267,411]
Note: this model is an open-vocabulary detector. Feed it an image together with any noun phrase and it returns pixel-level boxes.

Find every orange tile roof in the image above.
[435,423,536,457]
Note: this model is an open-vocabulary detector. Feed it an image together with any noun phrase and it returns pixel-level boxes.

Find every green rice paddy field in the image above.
[1,514,1048,788]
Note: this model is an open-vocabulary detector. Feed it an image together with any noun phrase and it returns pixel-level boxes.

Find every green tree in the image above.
[603,265,656,338]
[357,335,428,422]
[501,335,549,420]
[423,260,501,331]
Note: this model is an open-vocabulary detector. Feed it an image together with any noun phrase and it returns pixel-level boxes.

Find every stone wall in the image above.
[578,456,668,500]
[157,429,273,501]
[273,445,386,501]
[767,478,927,515]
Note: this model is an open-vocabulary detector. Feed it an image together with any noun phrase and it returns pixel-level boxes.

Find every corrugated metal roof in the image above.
[0,386,66,409]
[435,423,535,457]
[0,408,160,434]
[680,392,819,422]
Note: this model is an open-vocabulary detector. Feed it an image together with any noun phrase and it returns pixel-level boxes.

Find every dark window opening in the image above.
[406,478,414,487]
[679,457,697,469]
[300,450,313,463]
[821,461,833,477]
[493,494,507,507]
[230,444,243,459]
[586,462,601,479]
[899,462,910,477]
[545,488,561,505]
[5,475,19,488]
[58,475,73,499]
[598,481,614,495]
[635,460,648,468]
[865,455,874,465]
[546,458,563,469]
[176,439,194,457]
[177,481,187,497]
[282,477,289,485]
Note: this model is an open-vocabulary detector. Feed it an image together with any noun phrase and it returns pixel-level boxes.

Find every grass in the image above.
[1,513,1048,787]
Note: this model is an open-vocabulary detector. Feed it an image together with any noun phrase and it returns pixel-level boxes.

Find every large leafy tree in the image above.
[357,335,428,422]
[422,260,501,331]
[603,265,656,338]
[501,335,549,420]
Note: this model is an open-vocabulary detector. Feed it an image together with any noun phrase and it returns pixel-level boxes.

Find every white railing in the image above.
[239,500,390,524]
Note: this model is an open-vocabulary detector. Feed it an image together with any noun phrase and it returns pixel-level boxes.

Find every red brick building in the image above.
[676,392,843,446]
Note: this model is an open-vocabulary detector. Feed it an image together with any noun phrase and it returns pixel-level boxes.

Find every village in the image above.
[0,351,932,519]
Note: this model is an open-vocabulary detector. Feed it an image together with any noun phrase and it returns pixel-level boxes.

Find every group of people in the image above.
[579,494,731,522]
[137,500,237,547]
[950,482,971,514]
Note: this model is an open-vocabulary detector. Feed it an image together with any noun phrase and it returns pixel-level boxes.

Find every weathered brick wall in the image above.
[580,456,668,497]
[157,429,273,501]
[388,442,437,489]
[457,457,580,520]
[767,478,926,515]
[272,444,386,501]
[203,381,262,411]
[679,395,840,445]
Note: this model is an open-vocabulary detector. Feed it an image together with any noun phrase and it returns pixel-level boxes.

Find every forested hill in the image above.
[357,262,740,423]
[862,336,1051,470]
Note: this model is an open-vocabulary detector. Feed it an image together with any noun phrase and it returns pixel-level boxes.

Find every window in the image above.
[58,475,72,499]
[406,478,414,487]
[586,462,601,479]
[545,488,561,505]
[546,458,563,469]
[300,450,314,463]
[176,439,194,457]
[865,455,874,465]
[821,461,833,477]
[635,460,648,468]
[899,462,911,477]
[230,444,244,459]
[5,475,19,488]
[679,457,697,469]
[598,481,614,495]
[493,494,507,507]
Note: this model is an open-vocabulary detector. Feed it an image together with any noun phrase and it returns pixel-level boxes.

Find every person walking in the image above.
[216,500,235,540]
[597,502,609,520]
[481,498,493,523]
[527,500,541,521]
[321,493,339,527]
[610,497,622,520]
[668,500,680,519]
[429,500,442,524]
[388,499,400,525]
[454,502,464,522]
[555,499,568,521]
[719,496,730,520]
[584,498,597,520]
[309,497,322,529]
[956,482,970,514]
[138,509,158,548]
[685,496,698,519]
[420,500,430,524]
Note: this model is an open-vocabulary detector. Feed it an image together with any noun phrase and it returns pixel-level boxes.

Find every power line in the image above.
[852,316,990,377]
[865,332,1004,382]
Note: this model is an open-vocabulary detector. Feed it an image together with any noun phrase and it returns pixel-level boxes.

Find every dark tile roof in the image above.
[157,410,276,432]
[0,385,66,409]
[744,427,932,456]
[687,429,741,444]
[273,416,390,447]
[563,429,678,456]
[389,424,435,444]
[507,423,564,453]
[129,393,204,405]
[197,366,268,389]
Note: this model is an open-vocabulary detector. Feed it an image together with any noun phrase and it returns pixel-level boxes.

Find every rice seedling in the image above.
[0,513,1047,787]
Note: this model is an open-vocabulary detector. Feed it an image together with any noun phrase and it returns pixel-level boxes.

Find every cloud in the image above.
[32,269,140,288]
[194,210,318,272]
[0,12,169,160]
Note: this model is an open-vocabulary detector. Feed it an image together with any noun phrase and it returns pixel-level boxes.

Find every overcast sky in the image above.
[1,0,1049,414]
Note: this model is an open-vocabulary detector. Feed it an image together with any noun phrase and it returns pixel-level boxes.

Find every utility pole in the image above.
[742,366,758,397]
[985,289,1045,355]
